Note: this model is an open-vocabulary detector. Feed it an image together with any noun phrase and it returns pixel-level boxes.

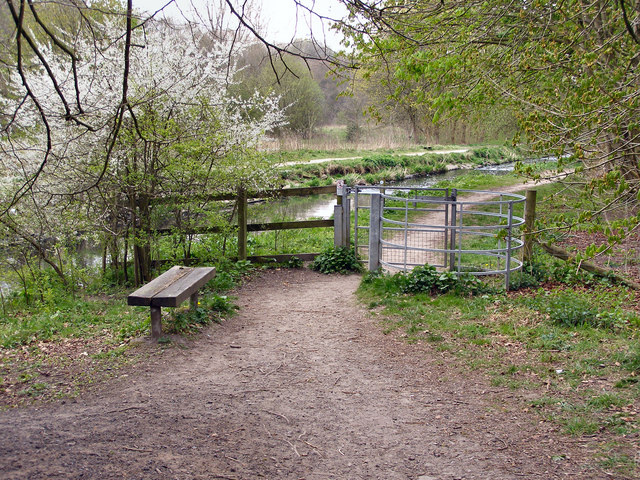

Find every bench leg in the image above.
[190,292,198,310]
[150,306,162,340]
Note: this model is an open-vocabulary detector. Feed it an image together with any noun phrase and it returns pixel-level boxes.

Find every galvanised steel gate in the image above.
[351,186,526,289]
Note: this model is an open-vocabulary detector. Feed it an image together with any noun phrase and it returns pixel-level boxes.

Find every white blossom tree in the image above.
[1,2,285,284]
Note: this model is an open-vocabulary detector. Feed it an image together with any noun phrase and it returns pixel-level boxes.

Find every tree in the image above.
[233,48,326,139]
[338,0,640,246]
[1,3,284,285]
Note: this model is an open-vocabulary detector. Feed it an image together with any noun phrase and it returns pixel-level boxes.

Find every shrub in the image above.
[166,294,237,334]
[345,123,361,142]
[509,260,547,290]
[310,246,363,274]
[401,264,489,295]
[362,154,397,169]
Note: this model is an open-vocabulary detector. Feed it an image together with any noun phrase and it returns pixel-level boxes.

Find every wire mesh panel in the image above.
[353,187,373,261]
[380,192,454,272]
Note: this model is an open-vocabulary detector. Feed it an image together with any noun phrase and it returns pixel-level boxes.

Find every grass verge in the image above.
[358,269,640,476]
[276,145,524,187]
[0,260,256,408]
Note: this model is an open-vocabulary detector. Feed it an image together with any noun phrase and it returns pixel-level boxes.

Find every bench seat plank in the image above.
[127,266,191,306]
[127,266,216,307]
[150,267,217,307]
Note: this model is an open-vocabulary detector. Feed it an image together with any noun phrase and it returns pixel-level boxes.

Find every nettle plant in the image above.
[1,11,285,286]
[310,246,364,274]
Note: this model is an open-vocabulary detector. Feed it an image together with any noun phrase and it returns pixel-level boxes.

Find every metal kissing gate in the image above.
[343,186,526,289]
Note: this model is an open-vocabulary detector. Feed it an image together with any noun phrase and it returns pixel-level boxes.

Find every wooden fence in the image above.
[154,185,347,263]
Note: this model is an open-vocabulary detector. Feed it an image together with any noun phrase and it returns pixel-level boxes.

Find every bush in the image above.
[401,264,489,295]
[310,246,363,274]
[362,154,397,169]
[509,260,547,290]
[510,255,616,290]
[345,123,361,142]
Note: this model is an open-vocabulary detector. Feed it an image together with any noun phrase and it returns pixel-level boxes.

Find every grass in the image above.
[358,263,640,474]
[0,294,150,349]
[0,259,256,407]
[248,226,334,256]
[356,171,640,474]
[275,145,525,187]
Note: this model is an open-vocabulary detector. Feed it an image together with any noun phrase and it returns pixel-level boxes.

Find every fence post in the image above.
[343,197,351,247]
[237,187,248,261]
[449,189,457,271]
[333,180,346,247]
[334,204,344,247]
[523,189,537,263]
[368,192,382,271]
[336,180,344,205]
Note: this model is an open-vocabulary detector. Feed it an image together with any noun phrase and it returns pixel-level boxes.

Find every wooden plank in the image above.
[254,185,336,199]
[247,253,319,263]
[247,219,333,232]
[150,267,216,307]
[154,226,223,235]
[127,266,191,306]
[154,219,333,236]
[154,193,236,204]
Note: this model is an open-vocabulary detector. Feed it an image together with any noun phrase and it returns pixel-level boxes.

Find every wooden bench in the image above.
[128,266,216,340]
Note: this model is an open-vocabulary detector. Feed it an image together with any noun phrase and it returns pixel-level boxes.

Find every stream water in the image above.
[268,162,518,222]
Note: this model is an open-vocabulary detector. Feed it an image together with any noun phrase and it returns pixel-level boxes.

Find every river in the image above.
[262,162,519,222]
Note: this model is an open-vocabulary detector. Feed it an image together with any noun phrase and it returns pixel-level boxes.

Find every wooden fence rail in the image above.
[151,185,343,262]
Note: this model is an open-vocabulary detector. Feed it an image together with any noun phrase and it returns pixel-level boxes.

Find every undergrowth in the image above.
[310,246,364,274]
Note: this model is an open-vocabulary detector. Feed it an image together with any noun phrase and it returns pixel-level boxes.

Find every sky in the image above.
[133,0,347,49]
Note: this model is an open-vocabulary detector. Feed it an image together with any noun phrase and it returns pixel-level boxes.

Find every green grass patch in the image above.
[0,259,262,407]
[0,296,149,349]
[248,226,334,256]
[358,267,640,450]
[277,146,525,187]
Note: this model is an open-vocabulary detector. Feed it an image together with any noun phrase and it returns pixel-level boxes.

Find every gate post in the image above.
[368,192,382,271]
[334,204,344,247]
[334,181,350,247]
[343,197,351,247]
[523,189,537,263]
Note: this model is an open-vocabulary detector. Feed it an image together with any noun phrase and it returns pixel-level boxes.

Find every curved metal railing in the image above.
[353,186,526,288]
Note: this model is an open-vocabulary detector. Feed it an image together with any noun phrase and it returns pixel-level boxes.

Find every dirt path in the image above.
[0,269,605,479]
